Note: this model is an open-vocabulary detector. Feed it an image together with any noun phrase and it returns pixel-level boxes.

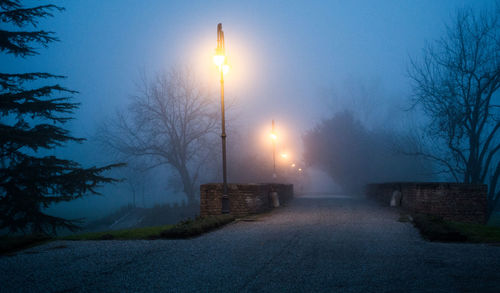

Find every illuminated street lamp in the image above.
[214,23,230,213]
[280,153,288,159]
[291,163,296,168]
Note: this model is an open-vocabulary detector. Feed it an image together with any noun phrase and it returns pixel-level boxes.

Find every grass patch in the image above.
[1,215,236,252]
[412,214,500,243]
[448,222,500,243]
[84,203,199,231]
[63,224,173,240]
[64,214,235,240]
[0,234,51,255]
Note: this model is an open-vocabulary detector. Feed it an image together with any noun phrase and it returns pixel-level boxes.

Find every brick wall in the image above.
[366,182,488,224]
[200,183,294,217]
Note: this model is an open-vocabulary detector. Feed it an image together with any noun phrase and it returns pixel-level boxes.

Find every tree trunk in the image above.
[178,164,197,206]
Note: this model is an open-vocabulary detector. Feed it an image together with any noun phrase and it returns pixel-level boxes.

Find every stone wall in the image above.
[200,183,294,217]
[365,182,488,224]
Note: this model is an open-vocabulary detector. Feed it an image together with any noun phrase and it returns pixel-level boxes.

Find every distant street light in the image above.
[214,23,230,213]
[280,153,288,159]
[291,163,296,168]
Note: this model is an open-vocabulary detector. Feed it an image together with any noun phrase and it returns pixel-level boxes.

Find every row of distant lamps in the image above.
[270,120,303,178]
[279,152,303,171]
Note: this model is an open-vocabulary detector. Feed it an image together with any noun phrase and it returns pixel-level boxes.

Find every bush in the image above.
[412,214,467,242]
[160,215,235,239]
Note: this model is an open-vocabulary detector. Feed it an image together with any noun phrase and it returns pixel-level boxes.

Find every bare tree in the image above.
[409,7,500,213]
[102,69,218,206]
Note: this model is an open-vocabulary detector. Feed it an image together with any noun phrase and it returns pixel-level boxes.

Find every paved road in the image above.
[1,195,500,292]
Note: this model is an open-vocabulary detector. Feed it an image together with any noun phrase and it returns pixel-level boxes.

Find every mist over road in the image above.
[1,195,499,292]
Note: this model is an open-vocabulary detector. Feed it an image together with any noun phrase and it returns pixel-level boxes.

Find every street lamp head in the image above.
[270,133,277,140]
[214,23,226,68]
[291,163,296,167]
[280,153,288,159]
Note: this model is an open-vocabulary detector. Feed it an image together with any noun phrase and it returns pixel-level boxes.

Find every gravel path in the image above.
[1,194,500,292]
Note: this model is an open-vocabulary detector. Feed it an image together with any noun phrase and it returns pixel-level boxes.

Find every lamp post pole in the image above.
[272,119,276,179]
[217,23,229,214]
[220,58,229,213]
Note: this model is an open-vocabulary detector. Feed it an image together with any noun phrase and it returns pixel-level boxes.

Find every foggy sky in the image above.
[1,0,493,219]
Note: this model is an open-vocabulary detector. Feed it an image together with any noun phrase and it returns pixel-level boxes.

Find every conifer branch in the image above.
[0,29,58,57]
[0,4,63,27]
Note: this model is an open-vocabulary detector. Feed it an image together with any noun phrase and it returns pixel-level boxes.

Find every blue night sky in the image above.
[2,0,494,218]
[4,0,492,134]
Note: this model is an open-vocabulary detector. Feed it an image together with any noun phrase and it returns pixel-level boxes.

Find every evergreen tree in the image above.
[0,0,121,234]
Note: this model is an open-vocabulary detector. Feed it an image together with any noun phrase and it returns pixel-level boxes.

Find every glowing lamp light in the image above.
[270,133,277,140]
[213,27,226,69]
[298,168,302,172]
[222,63,230,75]
[280,153,288,159]
[213,54,225,67]
[291,163,296,167]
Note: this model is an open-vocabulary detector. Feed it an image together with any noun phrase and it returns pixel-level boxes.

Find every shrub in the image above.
[160,215,235,239]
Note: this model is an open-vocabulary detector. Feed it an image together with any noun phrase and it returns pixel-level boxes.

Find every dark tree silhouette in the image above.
[0,1,121,235]
[101,69,218,206]
[303,111,433,194]
[409,7,500,214]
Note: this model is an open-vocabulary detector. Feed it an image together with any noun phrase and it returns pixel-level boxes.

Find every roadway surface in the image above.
[1,194,500,292]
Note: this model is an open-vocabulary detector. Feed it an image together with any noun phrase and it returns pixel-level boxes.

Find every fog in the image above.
[2,0,494,228]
